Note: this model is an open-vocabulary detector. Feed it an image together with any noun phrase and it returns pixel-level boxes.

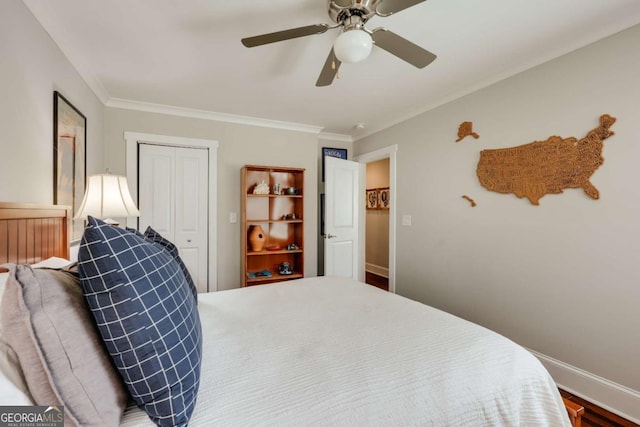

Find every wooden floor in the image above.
[560,389,638,427]
[365,272,388,291]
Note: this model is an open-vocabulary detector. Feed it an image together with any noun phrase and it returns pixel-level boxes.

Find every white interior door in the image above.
[324,156,364,280]
[138,143,209,292]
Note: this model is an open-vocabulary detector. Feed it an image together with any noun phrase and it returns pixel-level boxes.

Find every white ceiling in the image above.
[24,0,640,140]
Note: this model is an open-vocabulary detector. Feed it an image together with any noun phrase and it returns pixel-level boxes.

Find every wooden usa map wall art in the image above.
[456,122,480,206]
[461,195,476,207]
[476,114,616,205]
[456,121,480,142]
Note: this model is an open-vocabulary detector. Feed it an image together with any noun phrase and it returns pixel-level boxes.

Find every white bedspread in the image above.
[120,277,570,426]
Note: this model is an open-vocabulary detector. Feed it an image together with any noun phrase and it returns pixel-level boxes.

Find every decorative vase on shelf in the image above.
[248,225,266,252]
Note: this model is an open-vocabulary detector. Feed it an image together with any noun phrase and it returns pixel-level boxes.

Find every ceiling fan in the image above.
[241,0,437,87]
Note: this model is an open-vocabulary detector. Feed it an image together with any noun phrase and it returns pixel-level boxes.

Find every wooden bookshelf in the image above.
[241,165,304,287]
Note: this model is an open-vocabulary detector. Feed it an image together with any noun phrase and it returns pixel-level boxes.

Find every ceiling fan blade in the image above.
[377,0,428,15]
[371,28,436,68]
[316,48,342,87]
[242,24,330,47]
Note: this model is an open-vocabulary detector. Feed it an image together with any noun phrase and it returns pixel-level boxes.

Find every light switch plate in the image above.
[402,215,412,226]
[230,212,237,223]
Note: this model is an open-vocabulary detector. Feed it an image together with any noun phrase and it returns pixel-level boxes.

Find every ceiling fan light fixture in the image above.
[333,29,373,63]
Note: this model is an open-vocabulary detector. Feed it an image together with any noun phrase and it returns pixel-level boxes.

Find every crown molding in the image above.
[107,98,334,135]
[317,131,354,143]
[77,69,110,105]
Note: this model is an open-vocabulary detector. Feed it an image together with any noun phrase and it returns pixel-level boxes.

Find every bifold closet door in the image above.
[138,143,209,292]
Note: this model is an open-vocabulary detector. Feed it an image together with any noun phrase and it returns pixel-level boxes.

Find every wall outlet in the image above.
[230,212,237,223]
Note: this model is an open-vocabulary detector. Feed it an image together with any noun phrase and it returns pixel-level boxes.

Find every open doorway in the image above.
[365,159,390,291]
[355,144,397,294]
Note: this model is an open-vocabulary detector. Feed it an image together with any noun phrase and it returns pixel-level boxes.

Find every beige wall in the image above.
[0,1,105,204]
[104,108,319,290]
[355,24,640,419]
[366,159,390,272]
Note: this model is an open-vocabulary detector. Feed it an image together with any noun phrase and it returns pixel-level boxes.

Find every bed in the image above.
[0,203,576,426]
[0,202,70,266]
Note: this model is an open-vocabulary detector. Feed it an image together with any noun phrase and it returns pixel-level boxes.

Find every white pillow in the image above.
[0,272,7,302]
[0,340,33,405]
[30,257,72,269]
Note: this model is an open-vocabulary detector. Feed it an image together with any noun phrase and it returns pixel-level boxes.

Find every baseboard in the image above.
[528,348,640,424]
[365,263,389,278]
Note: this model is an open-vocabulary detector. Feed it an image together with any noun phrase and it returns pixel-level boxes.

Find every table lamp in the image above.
[74,173,140,226]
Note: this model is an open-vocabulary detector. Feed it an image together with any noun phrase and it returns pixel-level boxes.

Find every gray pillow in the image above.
[0,265,129,426]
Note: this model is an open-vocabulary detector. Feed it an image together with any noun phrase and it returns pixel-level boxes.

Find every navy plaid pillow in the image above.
[125,226,198,304]
[78,217,202,427]
[143,226,198,304]
[125,226,145,238]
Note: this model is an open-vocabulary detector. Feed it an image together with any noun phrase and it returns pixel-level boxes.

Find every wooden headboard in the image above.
[0,202,71,268]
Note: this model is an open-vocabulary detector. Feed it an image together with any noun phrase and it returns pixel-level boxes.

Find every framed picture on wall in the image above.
[366,189,378,209]
[53,91,86,242]
[322,147,347,182]
[378,187,390,209]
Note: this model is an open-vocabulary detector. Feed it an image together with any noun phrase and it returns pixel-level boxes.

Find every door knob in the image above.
[323,234,336,239]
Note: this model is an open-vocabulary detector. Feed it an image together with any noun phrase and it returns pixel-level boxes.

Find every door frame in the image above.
[125,131,219,292]
[354,145,397,294]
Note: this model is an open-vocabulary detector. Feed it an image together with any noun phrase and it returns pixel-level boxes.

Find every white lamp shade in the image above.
[333,29,373,63]
[74,174,140,221]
